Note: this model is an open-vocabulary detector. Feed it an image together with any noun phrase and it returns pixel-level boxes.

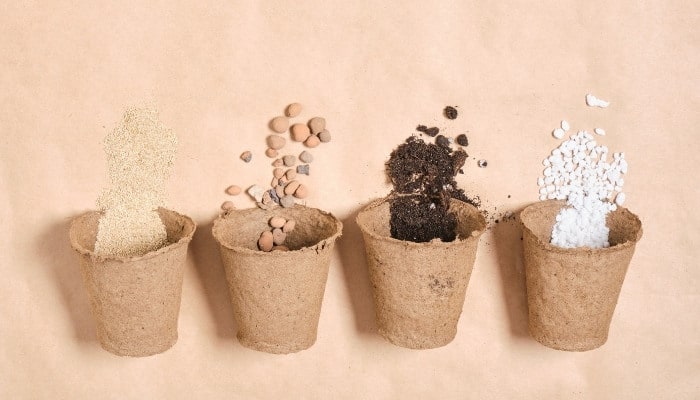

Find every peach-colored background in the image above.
[1,1,698,398]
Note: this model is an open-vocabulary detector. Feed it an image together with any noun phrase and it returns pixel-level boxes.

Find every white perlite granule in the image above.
[538,130,627,248]
[94,106,178,257]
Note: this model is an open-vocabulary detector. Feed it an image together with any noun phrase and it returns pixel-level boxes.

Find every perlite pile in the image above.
[539,94,628,249]
[95,106,177,257]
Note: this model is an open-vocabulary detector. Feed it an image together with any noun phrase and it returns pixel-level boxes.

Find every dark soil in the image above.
[444,106,458,119]
[386,136,479,242]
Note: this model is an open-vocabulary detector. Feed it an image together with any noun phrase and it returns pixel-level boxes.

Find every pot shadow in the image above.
[491,208,530,338]
[39,216,97,343]
[336,207,377,335]
[189,215,236,338]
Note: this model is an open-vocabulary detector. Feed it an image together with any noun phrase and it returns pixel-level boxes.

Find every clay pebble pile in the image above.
[95,106,177,257]
[257,216,296,252]
[540,94,627,248]
[221,102,332,211]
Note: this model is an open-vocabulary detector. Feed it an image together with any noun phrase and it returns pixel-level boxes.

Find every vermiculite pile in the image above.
[539,95,627,248]
[95,107,177,257]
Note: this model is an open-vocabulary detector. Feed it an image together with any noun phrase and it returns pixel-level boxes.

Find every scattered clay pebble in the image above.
[240,151,252,163]
[286,103,302,118]
[308,117,326,134]
[221,201,235,210]
[304,135,320,148]
[294,184,308,199]
[272,159,284,167]
[285,180,301,195]
[226,185,242,195]
[272,245,289,251]
[283,155,296,166]
[270,216,286,228]
[318,129,331,143]
[435,135,450,148]
[297,164,310,175]
[279,176,288,185]
[286,169,297,180]
[258,231,274,252]
[272,228,287,245]
[290,123,310,142]
[456,134,469,146]
[265,148,278,158]
[267,135,286,150]
[268,188,280,204]
[275,185,285,199]
[273,168,285,178]
[478,159,488,168]
[271,177,279,187]
[444,106,458,119]
[282,219,296,233]
[261,191,273,205]
[553,128,565,139]
[270,116,289,133]
[299,151,313,163]
[280,195,295,208]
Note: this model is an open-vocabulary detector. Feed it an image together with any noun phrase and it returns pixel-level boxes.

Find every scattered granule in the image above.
[240,151,252,162]
[586,93,610,108]
[456,134,469,146]
[444,106,458,119]
[95,106,177,257]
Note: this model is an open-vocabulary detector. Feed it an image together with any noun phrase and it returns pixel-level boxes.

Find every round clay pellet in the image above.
[284,180,300,195]
[286,169,297,180]
[258,231,273,252]
[299,151,313,163]
[282,219,296,233]
[318,129,331,143]
[304,135,320,148]
[308,117,326,134]
[294,184,309,199]
[240,151,252,163]
[272,228,287,245]
[272,159,284,167]
[280,195,295,208]
[271,177,279,187]
[273,168,285,178]
[221,201,235,210]
[270,116,289,133]
[279,176,288,185]
[269,216,286,228]
[265,148,278,158]
[286,103,302,118]
[261,191,273,206]
[275,185,285,199]
[272,245,290,252]
[267,135,286,150]
[283,155,296,167]
[290,123,310,142]
[226,185,242,195]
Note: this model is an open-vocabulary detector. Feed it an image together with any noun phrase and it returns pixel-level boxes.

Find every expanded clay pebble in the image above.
[272,159,284,167]
[265,148,278,158]
[308,117,326,134]
[291,123,310,142]
[270,116,289,133]
[456,134,469,146]
[267,135,286,150]
[280,195,295,208]
[273,168,285,178]
[226,185,242,195]
[271,177,279,187]
[299,151,313,163]
[272,245,289,251]
[240,151,252,162]
[275,185,285,199]
[318,130,331,143]
[286,169,297,180]
[294,184,308,199]
[304,135,320,148]
[297,164,310,175]
[272,228,287,245]
[258,231,274,252]
[284,180,301,195]
[269,216,286,228]
[283,155,296,166]
[282,219,296,232]
[444,106,458,119]
[268,188,280,204]
[286,103,302,118]
[221,201,235,210]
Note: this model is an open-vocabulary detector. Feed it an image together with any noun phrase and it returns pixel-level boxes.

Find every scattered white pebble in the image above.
[552,128,565,139]
[615,192,626,206]
[561,120,570,131]
[594,128,606,136]
[586,94,610,108]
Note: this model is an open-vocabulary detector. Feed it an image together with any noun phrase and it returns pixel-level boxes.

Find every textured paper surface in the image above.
[1,1,698,398]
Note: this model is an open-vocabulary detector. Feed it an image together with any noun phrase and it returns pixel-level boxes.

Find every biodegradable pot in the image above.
[520,200,643,351]
[212,205,342,354]
[356,197,486,349]
[69,208,196,357]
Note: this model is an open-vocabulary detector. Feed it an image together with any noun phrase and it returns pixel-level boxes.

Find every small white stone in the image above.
[586,94,610,108]
[594,128,606,136]
[538,177,545,186]
[247,185,265,202]
[615,192,626,206]
[553,128,565,139]
[561,120,570,131]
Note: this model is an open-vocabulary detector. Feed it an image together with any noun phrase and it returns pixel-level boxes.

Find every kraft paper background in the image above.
[1,1,698,398]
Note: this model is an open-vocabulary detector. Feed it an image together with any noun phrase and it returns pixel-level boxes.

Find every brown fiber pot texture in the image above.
[212,205,342,354]
[356,197,486,349]
[69,208,196,357]
[520,200,643,351]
